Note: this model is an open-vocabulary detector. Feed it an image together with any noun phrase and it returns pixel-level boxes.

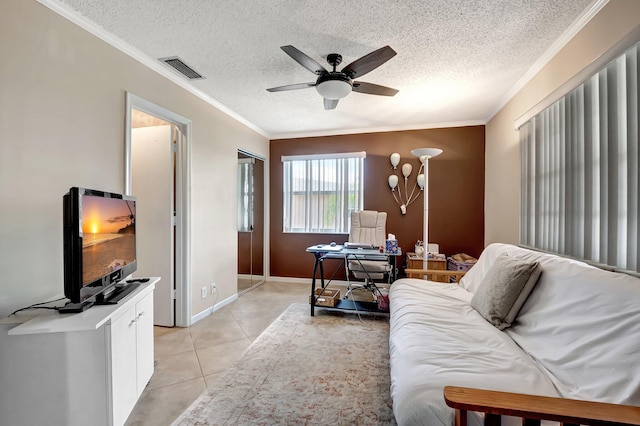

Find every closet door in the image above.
[237,151,264,293]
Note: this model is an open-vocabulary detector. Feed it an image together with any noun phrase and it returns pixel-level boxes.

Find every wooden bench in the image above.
[444,386,640,426]
[404,268,467,282]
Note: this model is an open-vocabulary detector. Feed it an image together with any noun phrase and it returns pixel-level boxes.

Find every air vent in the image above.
[159,56,205,80]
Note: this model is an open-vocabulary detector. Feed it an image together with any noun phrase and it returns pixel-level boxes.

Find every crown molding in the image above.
[484,0,609,123]
[269,120,485,140]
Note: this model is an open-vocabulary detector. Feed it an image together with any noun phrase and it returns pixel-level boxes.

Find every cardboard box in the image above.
[447,254,478,283]
[309,288,340,307]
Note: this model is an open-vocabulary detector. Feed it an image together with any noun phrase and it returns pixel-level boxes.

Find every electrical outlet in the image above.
[201,287,207,299]
[211,283,217,293]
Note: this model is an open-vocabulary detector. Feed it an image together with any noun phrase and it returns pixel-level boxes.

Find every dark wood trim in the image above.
[444,386,640,426]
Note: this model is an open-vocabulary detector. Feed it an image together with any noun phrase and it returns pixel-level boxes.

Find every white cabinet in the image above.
[0,279,157,426]
[110,292,154,426]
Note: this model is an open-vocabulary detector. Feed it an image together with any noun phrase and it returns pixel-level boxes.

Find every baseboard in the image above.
[190,293,238,325]
[267,276,353,286]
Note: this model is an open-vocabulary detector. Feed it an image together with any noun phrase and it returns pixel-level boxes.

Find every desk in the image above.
[307,244,401,316]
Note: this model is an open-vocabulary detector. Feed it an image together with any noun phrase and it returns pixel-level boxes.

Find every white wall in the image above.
[485,0,640,245]
[0,0,268,318]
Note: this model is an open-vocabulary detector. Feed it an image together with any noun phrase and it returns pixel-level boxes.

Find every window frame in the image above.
[281,151,365,234]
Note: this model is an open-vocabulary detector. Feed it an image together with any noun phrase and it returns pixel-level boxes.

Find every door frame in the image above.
[124,92,191,327]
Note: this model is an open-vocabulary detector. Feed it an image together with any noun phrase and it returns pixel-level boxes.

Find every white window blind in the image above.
[520,42,639,272]
[282,152,365,233]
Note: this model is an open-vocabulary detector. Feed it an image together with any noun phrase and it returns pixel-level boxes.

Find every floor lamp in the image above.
[411,148,443,270]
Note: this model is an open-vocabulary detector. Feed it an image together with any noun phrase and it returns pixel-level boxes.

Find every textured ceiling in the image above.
[52,0,596,138]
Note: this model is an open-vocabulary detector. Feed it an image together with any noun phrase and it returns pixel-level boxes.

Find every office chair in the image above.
[345,210,392,298]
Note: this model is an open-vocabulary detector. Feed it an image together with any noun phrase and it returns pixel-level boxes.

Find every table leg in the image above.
[391,255,397,282]
[311,255,319,316]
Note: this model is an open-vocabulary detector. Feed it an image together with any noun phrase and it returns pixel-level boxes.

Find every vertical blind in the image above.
[282,152,365,233]
[520,42,640,272]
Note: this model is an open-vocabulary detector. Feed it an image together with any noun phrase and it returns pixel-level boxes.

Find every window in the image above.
[519,42,639,272]
[282,152,365,233]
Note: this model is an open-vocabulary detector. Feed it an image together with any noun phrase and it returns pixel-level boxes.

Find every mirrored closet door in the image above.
[237,151,265,294]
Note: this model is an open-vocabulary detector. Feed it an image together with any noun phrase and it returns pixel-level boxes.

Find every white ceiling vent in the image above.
[159,56,205,80]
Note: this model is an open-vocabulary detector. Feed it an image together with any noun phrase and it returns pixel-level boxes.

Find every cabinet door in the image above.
[135,293,154,394]
[110,306,138,426]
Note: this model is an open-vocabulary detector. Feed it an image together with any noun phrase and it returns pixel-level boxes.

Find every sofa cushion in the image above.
[458,245,505,293]
[470,253,541,329]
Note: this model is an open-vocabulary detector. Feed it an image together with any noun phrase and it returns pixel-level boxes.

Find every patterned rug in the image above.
[172,303,396,425]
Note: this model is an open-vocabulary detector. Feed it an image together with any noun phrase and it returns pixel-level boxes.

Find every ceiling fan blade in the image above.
[352,81,398,96]
[281,45,328,75]
[266,82,316,92]
[324,98,339,110]
[342,46,397,79]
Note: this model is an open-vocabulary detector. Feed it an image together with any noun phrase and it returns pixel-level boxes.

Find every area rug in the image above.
[172,303,395,425]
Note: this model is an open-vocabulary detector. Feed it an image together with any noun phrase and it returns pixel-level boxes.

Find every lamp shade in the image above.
[417,174,425,189]
[401,163,412,178]
[411,148,443,160]
[390,153,400,169]
[388,175,399,190]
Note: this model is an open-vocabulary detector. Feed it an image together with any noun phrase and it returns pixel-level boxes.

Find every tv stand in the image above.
[0,279,158,426]
[95,282,140,305]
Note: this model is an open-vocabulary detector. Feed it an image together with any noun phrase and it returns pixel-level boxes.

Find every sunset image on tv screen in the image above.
[81,196,136,286]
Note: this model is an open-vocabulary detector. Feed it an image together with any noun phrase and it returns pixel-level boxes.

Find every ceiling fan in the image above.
[266,45,399,110]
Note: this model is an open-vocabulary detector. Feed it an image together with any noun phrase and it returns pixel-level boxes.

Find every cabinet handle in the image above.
[128,312,145,326]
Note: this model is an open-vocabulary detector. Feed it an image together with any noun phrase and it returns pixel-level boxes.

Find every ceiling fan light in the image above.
[316,80,352,100]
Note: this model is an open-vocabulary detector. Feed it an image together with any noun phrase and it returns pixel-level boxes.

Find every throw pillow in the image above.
[470,253,542,330]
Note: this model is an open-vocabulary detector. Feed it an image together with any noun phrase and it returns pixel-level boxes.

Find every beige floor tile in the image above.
[235,312,280,340]
[189,318,247,349]
[191,305,237,326]
[125,377,206,426]
[203,372,225,389]
[195,337,252,376]
[147,349,203,390]
[127,281,307,425]
[153,327,194,357]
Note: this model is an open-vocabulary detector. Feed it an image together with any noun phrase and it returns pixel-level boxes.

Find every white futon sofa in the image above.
[389,243,640,426]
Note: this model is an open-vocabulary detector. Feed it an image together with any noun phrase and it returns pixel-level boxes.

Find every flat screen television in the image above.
[63,187,137,304]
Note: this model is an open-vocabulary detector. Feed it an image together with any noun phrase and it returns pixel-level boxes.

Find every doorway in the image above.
[125,93,191,327]
[237,150,265,294]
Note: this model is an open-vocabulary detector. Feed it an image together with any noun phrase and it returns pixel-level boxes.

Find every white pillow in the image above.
[470,253,541,330]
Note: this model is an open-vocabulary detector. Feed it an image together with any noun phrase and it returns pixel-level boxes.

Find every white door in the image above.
[131,125,175,327]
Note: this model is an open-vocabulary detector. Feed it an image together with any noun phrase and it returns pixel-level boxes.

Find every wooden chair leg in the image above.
[484,413,500,426]
[455,409,467,426]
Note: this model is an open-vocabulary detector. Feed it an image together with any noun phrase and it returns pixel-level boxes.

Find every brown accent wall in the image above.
[270,126,485,278]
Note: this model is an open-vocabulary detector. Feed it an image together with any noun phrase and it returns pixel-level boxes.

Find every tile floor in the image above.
[125,280,311,425]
